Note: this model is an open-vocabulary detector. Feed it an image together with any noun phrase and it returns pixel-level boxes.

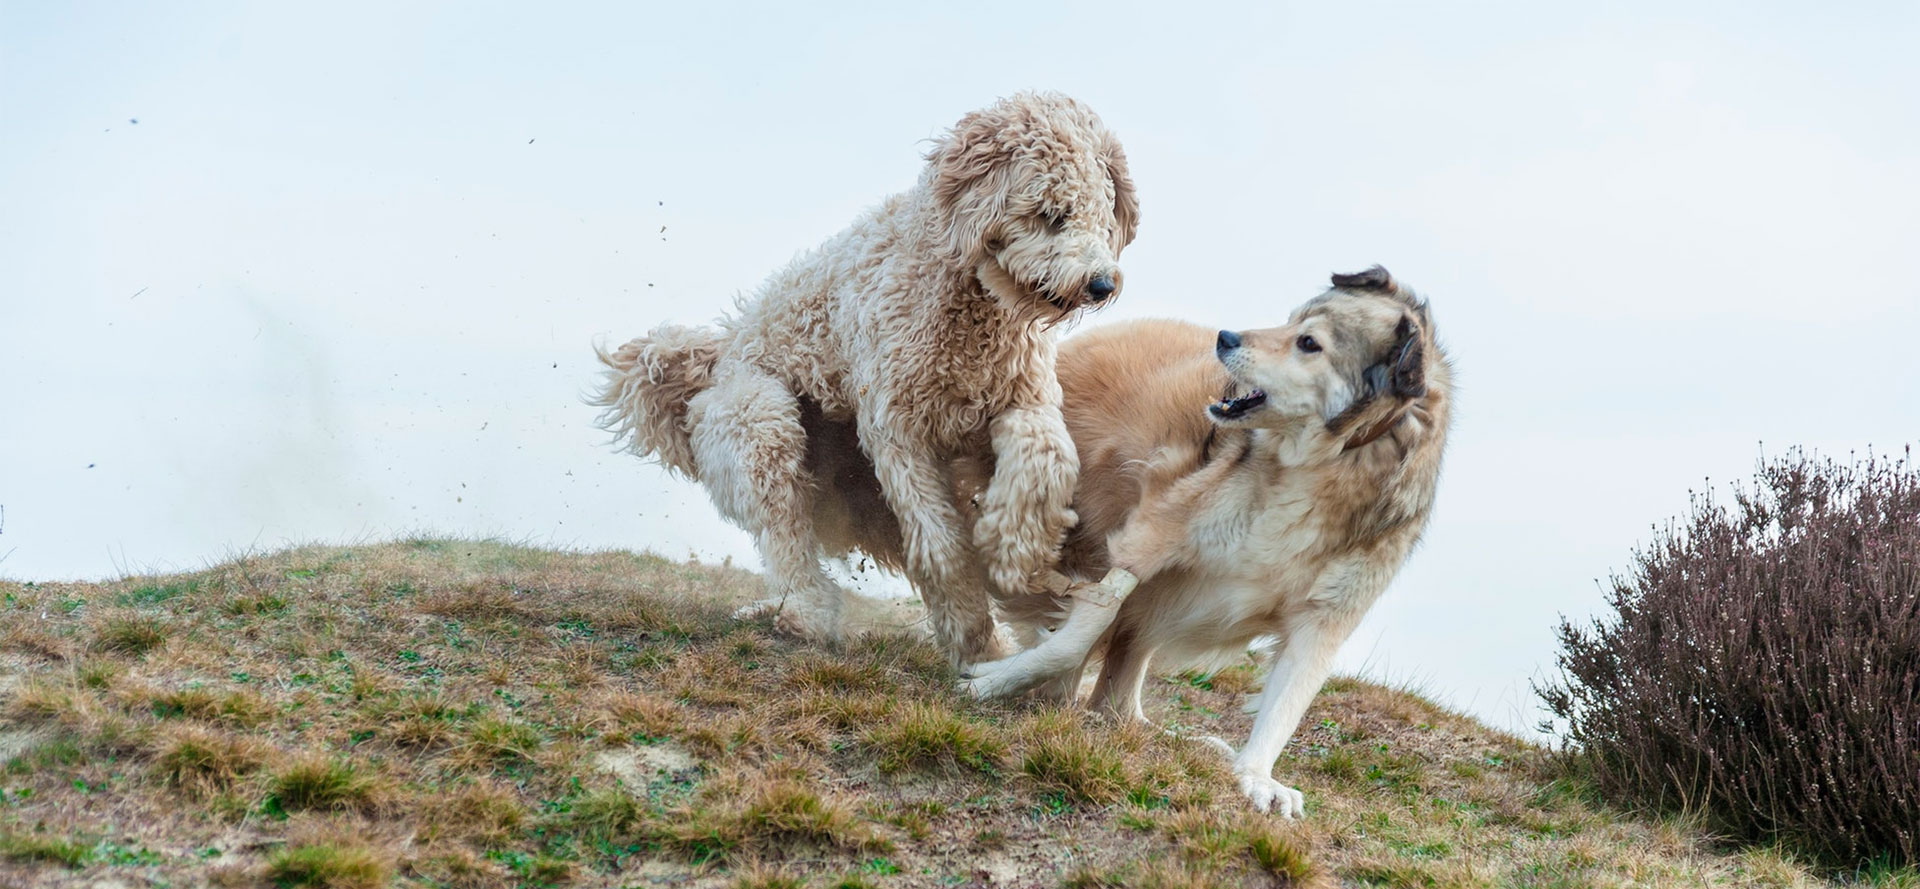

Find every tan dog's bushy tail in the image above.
[590,325,724,478]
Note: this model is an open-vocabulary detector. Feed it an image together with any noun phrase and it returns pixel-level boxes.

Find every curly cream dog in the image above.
[591,92,1138,664]
[959,268,1453,816]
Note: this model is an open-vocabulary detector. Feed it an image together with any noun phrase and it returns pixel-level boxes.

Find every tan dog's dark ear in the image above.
[1331,266,1399,295]
[1361,315,1426,400]
[928,109,1015,265]
[1103,137,1139,252]
[1387,315,1426,399]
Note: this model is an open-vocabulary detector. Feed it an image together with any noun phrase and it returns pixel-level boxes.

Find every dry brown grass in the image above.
[0,538,1906,888]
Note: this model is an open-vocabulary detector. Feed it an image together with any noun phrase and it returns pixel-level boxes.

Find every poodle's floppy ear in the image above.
[1102,136,1139,252]
[928,107,1018,265]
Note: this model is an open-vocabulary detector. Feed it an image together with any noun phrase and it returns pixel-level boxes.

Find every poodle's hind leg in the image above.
[687,365,845,641]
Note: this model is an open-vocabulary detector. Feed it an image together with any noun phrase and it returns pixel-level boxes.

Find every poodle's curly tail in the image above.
[590,325,725,478]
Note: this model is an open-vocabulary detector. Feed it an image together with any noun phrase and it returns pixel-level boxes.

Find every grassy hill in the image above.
[0,540,1880,888]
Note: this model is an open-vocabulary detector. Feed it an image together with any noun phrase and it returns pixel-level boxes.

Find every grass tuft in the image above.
[151,724,268,797]
[863,700,1005,776]
[665,773,879,864]
[1249,827,1316,883]
[1021,718,1130,806]
[91,613,168,656]
[731,863,811,889]
[0,827,94,868]
[268,755,384,813]
[265,840,391,889]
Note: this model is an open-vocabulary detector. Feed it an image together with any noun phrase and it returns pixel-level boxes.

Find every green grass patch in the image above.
[864,701,1005,776]
[0,827,93,867]
[265,840,391,888]
[91,615,167,655]
[117,580,198,607]
[267,756,382,813]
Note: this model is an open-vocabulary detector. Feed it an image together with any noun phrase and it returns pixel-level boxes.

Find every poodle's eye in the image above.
[1296,335,1322,354]
[1041,211,1067,233]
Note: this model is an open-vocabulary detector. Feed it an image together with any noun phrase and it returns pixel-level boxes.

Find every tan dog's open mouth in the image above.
[1209,388,1267,420]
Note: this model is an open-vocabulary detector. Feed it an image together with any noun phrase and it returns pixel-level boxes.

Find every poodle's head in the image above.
[924,91,1138,316]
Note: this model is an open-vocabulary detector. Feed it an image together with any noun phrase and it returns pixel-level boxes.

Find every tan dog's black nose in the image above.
[1087,276,1116,302]
[1216,330,1242,355]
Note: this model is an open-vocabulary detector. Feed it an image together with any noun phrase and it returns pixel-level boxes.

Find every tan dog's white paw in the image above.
[956,658,1016,699]
[1237,772,1305,818]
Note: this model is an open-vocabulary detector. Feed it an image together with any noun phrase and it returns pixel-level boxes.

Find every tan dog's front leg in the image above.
[959,567,1138,699]
[973,404,1079,594]
[1203,611,1349,819]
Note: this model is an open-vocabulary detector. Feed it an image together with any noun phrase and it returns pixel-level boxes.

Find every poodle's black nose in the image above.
[1087,276,1117,302]
[1216,330,1242,354]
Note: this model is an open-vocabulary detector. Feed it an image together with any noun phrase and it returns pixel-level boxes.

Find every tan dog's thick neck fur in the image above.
[591,92,1137,666]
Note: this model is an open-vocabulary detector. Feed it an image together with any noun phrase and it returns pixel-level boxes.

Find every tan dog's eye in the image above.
[1042,211,1066,233]
[1296,335,1322,354]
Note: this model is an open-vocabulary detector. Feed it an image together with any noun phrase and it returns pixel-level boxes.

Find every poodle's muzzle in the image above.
[1045,268,1123,311]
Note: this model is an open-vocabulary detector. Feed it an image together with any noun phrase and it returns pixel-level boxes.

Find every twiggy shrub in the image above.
[1540,449,1919,867]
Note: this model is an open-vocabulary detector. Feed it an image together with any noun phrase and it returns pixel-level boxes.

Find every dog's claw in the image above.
[1237,772,1306,818]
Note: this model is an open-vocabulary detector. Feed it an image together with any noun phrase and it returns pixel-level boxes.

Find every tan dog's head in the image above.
[1210,267,1434,444]
[925,91,1138,315]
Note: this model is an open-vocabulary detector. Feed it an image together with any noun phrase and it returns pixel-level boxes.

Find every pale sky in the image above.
[4,1,1917,735]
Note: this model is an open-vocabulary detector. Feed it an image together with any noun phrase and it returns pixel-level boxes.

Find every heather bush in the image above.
[1540,449,1920,867]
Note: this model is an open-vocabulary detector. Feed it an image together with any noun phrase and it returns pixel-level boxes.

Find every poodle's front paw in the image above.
[1236,771,1305,818]
[732,598,782,622]
[733,597,839,642]
[1044,503,1079,542]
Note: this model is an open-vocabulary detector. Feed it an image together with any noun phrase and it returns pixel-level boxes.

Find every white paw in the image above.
[1237,772,1305,819]
[957,659,1015,699]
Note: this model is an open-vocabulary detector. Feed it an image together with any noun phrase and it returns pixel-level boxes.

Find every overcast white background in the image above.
[4,2,1916,735]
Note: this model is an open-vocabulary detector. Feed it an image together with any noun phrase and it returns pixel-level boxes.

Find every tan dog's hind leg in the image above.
[959,568,1138,699]
[1087,621,1155,724]
[687,365,845,640]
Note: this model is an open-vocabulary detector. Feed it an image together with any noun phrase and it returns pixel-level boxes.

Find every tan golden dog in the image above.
[954,267,1452,816]
[591,92,1137,666]
[769,267,1449,814]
